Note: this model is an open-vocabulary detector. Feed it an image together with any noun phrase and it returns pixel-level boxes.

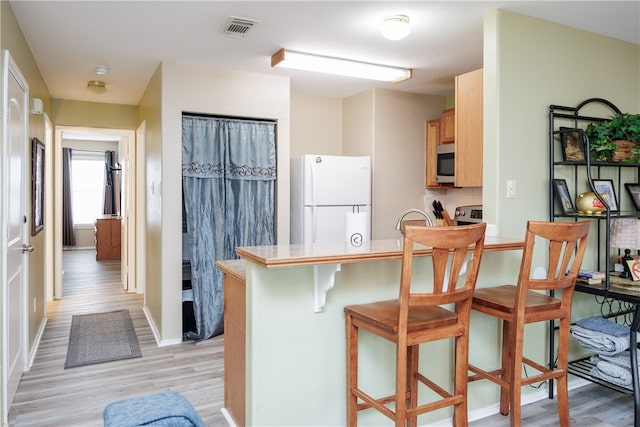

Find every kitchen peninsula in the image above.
[217,235,525,426]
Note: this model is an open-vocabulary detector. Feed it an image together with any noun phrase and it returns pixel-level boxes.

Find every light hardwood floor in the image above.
[7,250,636,426]
[8,250,226,426]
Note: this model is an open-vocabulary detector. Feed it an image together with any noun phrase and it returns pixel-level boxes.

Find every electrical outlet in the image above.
[507,180,516,199]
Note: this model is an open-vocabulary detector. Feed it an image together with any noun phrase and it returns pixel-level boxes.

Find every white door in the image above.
[2,51,29,421]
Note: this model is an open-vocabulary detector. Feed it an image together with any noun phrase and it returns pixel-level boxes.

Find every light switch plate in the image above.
[507,180,516,199]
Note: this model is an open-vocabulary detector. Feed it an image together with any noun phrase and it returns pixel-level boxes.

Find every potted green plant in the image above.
[586,113,640,162]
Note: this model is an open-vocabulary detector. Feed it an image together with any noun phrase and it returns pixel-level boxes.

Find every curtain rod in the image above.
[66,148,108,154]
[182,111,276,124]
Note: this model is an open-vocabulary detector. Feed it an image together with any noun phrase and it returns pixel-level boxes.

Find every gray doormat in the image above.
[65,309,142,368]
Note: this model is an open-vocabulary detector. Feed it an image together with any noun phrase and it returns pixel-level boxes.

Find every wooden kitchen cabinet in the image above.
[95,217,121,261]
[425,119,441,188]
[454,68,483,187]
[424,68,483,189]
[218,260,246,427]
[439,108,455,143]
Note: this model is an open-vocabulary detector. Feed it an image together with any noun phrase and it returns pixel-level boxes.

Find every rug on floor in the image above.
[65,309,142,368]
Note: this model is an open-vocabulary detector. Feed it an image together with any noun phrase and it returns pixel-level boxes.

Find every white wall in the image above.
[343,89,447,239]
[148,62,290,343]
[290,92,342,157]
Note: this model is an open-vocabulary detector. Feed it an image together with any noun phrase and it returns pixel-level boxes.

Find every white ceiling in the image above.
[9,1,640,105]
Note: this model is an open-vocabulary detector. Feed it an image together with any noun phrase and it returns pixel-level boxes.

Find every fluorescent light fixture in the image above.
[382,15,410,41]
[271,48,412,83]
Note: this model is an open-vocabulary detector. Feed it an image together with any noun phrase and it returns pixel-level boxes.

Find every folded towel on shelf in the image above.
[599,349,640,370]
[590,355,633,389]
[570,324,629,356]
[576,316,630,338]
[590,365,632,390]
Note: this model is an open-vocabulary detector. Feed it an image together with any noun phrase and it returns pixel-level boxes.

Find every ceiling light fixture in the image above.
[87,80,107,94]
[382,15,410,41]
[271,49,412,83]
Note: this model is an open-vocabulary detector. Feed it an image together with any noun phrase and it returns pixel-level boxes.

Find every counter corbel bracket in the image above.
[313,263,341,312]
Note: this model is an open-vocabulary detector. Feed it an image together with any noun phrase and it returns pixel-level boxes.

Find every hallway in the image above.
[8,250,224,426]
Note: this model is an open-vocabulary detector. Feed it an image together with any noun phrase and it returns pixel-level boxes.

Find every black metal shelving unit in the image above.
[548,98,640,425]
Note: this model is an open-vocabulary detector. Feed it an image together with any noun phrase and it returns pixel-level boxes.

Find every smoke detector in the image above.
[223,16,260,37]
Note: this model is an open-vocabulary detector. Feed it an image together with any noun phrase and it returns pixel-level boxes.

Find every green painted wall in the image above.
[476,9,640,411]
[51,99,138,130]
[1,1,50,363]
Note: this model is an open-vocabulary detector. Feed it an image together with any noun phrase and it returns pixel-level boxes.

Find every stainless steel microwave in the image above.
[436,143,455,184]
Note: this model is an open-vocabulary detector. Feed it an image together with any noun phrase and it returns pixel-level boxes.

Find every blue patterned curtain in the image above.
[182,115,276,339]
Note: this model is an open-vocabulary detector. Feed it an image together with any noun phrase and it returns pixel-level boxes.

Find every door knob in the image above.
[22,244,34,253]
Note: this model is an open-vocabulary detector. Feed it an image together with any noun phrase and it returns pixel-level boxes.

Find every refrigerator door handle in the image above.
[310,158,317,207]
[311,206,317,244]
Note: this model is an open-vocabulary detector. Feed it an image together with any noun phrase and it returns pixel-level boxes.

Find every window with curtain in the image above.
[70,151,105,225]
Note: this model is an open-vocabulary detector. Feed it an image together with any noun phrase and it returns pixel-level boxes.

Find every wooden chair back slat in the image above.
[402,223,486,317]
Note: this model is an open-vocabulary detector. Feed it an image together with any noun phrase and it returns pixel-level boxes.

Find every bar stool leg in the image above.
[395,344,408,427]
[406,345,419,427]
[509,319,525,426]
[556,317,570,427]
[346,315,358,427]
[500,320,512,415]
[454,333,469,426]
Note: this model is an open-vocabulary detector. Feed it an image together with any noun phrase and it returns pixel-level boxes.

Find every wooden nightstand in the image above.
[95,217,121,261]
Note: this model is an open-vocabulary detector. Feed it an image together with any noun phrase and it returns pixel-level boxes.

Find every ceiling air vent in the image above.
[223,16,260,37]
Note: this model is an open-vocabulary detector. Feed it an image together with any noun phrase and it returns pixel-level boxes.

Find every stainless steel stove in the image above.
[454,205,483,225]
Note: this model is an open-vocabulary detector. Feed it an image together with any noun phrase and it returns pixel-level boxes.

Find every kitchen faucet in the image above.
[394,208,434,230]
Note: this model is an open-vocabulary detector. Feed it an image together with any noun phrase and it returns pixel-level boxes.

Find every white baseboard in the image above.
[425,377,593,426]
[142,305,182,347]
[221,408,238,427]
[26,316,48,371]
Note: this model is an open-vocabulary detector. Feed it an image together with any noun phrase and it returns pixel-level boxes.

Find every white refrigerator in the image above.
[290,155,371,244]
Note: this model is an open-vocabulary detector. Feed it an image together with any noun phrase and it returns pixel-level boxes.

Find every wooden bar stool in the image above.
[344,223,486,426]
[468,220,590,426]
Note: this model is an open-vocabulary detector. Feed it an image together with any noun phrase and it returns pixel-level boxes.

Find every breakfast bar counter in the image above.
[234,235,525,268]
[217,235,525,426]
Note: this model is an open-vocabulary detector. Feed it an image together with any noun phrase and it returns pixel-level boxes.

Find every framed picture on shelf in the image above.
[627,259,640,281]
[559,127,585,162]
[552,178,576,215]
[626,183,640,211]
[592,179,618,211]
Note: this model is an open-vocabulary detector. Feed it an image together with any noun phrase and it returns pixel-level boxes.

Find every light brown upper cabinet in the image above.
[425,68,483,189]
[454,68,483,187]
[425,119,441,188]
[439,108,455,143]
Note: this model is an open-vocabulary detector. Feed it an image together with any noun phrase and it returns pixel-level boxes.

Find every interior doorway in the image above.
[53,126,137,298]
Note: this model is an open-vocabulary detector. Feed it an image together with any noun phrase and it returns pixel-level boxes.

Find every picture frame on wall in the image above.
[626,183,640,211]
[559,127,585,162]
[552,178,576,215]
[32,137,44,236]
[592,179,618,212]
